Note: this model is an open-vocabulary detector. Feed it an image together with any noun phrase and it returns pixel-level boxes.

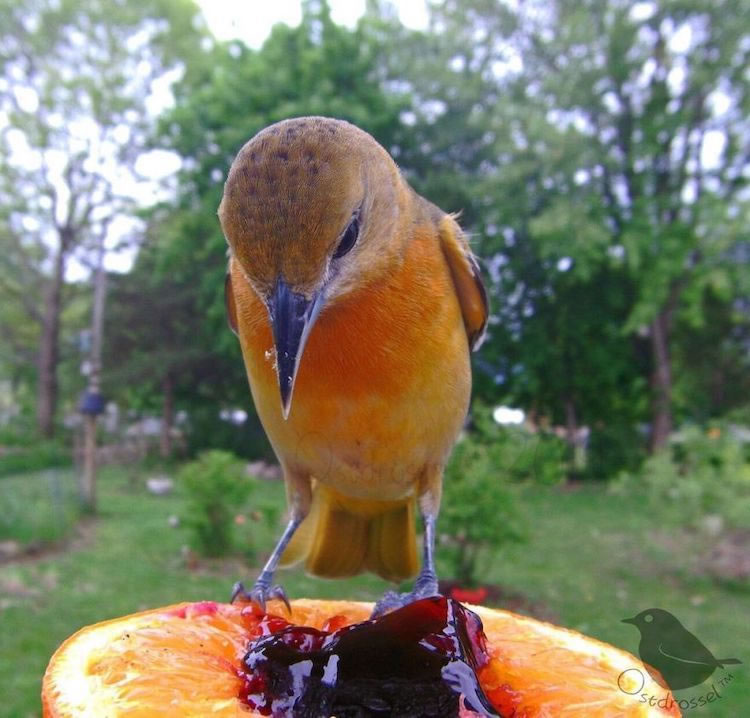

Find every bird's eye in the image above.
[333,212,360,259]
[644,614,653,623]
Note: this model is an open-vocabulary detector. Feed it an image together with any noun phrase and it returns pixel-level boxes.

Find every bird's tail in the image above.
[280,483,419,582]
[717,658,742,666]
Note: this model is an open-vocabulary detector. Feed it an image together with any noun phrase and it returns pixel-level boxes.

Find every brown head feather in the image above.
[219,117,407,301]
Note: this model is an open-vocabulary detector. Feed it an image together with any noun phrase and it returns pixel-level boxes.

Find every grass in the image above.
[1,466,748,717]
[0,469,80,546]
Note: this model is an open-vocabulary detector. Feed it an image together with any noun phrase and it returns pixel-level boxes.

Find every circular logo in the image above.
[617,668,645,695]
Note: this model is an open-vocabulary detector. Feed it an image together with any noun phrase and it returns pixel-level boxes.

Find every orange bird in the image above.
[219,117,487,612]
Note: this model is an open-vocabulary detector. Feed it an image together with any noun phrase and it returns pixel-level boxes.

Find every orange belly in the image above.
[232,228,471,501]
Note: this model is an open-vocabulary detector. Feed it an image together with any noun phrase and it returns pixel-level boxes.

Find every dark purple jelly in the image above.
[238,596,501,717]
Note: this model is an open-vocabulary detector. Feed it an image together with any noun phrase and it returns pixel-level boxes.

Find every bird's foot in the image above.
[371,572,439,617]
[230,576,291,614]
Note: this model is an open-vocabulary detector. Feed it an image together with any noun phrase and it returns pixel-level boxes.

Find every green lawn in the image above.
[0,467,747,717]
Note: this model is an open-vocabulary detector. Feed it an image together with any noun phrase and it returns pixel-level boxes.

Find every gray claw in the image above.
[268,584,292,614]
[253,589,267,614]
[371,590,400,618]
[229,579,291,614]
[230,581,248,604]
[371,580,440,618]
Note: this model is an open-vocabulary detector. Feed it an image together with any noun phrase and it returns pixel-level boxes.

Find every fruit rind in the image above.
[43,599,680,718]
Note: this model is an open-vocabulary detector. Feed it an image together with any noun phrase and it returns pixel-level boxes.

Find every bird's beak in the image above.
[621,617,636,625]
[267,278,325,420]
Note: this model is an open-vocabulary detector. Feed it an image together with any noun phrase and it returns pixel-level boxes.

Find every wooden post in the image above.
[80,235,107,511]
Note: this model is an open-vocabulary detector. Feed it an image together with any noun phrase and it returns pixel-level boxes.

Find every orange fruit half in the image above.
[42,599,680,717]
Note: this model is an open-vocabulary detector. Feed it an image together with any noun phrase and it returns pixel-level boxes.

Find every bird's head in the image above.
[622,608,680,634]
[218,116,409,418]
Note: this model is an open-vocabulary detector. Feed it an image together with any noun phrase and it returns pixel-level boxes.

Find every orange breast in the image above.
[232,225,471,499]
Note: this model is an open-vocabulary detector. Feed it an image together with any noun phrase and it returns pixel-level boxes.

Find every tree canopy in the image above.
[0,0,204,436]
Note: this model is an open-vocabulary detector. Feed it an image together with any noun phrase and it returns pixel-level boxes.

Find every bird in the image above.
[218,116,488,613]
[622,608,741,690]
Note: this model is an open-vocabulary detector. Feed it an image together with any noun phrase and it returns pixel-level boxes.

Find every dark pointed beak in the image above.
[267,279,325,419]
[621,617,637,625]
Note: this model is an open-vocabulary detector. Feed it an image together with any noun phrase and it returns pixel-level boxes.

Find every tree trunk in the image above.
[563,397,578,449]
[563,396,586,474]
[649,310,673,452]
[160,373,174,459]
[36,234,69,438]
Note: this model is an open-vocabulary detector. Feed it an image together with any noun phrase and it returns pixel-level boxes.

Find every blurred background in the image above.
[0,0,748,715]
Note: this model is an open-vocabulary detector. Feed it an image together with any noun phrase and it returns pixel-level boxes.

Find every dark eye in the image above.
[333,213,360,259]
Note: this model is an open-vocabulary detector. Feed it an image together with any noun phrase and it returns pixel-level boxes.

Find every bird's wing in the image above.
[437,214,489,351]
[657,644,714,667]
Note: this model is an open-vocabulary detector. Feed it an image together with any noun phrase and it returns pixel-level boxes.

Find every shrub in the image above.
[612,423,750,530]
[439,435,528,586]
[471,404,568,486]
[0,440,72,478]
[178,450,255,557]
[437,404,568,586]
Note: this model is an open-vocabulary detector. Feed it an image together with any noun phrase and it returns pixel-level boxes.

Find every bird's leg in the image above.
[413,511,439,596]
[231,514,302,612]
[372,506,440,617]
[232,467,311,612]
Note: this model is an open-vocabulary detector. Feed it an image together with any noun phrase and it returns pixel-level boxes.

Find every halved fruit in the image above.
[43,599,680,717]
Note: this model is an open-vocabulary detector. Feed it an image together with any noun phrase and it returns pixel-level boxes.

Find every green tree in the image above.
[104,240,199,459]
[0,212,41,425]
[104,228,276,460]
[504,0,749,449]
[0,0,203,436]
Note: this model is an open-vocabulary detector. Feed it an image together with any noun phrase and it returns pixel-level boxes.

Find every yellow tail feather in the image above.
[280,484,419,581]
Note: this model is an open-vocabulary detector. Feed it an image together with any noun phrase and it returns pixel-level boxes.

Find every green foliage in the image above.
[0,440,72,478]
[103,242,255,455]
[0,416,40,447]
[177,450,254,557]
[0,0,205,438]
[471,404,568,486]
[584,421,646,481]
[440,435,527,586]
[725,405,750,426]
[613,424,750,530]
[671,296,750,422]
[438,404,567,586]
